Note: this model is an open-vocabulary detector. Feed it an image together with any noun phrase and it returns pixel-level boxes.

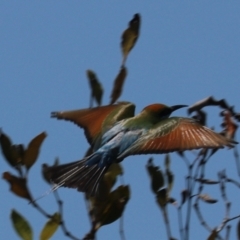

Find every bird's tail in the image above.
[43,157,109,196]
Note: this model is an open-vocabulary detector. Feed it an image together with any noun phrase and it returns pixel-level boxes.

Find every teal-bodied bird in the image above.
[45,102,236,195]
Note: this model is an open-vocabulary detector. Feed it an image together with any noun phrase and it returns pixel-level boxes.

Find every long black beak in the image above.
[170,105,188,113]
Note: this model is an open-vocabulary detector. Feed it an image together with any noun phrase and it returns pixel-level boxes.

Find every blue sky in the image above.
[1,1,240,239]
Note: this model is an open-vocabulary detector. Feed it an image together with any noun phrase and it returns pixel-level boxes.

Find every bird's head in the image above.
[142,103,187,121]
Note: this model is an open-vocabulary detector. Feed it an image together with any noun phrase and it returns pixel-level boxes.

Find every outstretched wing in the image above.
[51,102,135,147]
[118,117,237,158]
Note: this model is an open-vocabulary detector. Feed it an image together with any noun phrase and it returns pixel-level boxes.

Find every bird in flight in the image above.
[44,102,236,196]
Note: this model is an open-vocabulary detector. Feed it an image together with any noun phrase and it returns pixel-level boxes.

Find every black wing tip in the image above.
[220,134,238,148]
[231,139,238,145]
[227,141,238,149]
[51,111,60,118]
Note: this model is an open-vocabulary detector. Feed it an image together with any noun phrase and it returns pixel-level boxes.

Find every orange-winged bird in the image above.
[45,102,237,196]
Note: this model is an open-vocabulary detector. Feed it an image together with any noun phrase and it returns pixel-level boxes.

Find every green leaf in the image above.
[86,70,103,107]
[110,66,127,105]
[0,130,24,167]
[3,172,32,201]
[156,188,168,208]
[121,13,141,65]
[146,158,164,193]
[95,185,130,230]
[11,209,33,240]
[23,132,47,170]
[107,162,123,176]
[97,163,123,199]
[40,213,61,240]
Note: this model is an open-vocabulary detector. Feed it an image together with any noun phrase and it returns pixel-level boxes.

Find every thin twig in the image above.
[225,225,231,240]
[84,194,92,226]
[53,191,81,240]
[119,214,126,240]
[161,206,172,240]
[226,178,240,188]
[194,201,224,240]
[184,155,202,240]
[177,206,185,240]
[233,147,240,177]
[30,201,52,218]
[193,202,212,232]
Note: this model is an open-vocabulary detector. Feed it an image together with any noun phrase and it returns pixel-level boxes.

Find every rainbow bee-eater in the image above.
[45,102,236,195]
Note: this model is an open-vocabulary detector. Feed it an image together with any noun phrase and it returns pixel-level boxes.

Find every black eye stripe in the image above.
[159,108,172,117]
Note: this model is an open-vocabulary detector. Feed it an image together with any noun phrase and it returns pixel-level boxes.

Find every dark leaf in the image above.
[97,163,123,199]
[86,70,103,107]
[2,172,32,201]
[181,189,189,205]
[23,132,47,170]
[168,197,177,206]
[166,169,174,194]
[0,130,24,167]
[11,209,33,240]
[156,188,168,208]
[107,162,123,176]
[221,111,238,139]
[146,158,164,193]
[188,96,232,115]
[164,154,170,170]
[121,13,141,65]
[42,158,59,184]
[92,185,130,230]
[110,66,127,104]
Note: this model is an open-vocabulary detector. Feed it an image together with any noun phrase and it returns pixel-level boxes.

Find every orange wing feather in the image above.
[119,117,236,158]
[51,102,135,147]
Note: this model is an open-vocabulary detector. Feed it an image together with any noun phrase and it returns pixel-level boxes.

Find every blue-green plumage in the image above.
[46,102,236,195]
